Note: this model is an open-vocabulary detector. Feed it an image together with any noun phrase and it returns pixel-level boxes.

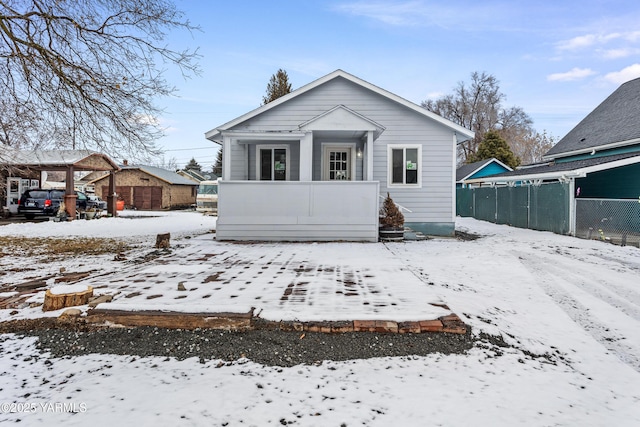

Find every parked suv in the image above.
[18,189,103,219]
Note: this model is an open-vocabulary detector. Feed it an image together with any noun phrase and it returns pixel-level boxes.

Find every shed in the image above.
[90,163,198,210]
[456,158,512,188]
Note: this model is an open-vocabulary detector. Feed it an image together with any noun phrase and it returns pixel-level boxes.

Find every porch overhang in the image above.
[298,105,386,140]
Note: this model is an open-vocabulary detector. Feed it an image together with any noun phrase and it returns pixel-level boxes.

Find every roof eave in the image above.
[204,69,475,142]
[466,155,640,184]
[543,137,640,161]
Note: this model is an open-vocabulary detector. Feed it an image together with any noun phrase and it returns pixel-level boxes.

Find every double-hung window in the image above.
[388,145,421,187]
[257,145,289,181]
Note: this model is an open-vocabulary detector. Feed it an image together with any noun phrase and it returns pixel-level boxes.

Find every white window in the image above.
[256,145,289,181]
[388,145,421,187]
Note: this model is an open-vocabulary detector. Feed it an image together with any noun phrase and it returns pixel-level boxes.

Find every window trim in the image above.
[387,144,422,188]
[255,144,290,181]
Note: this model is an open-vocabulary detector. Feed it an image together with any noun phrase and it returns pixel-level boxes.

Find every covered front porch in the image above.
[215,105,384,241]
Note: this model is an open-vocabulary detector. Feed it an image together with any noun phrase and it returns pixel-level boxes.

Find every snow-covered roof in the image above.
[1,149,119,171]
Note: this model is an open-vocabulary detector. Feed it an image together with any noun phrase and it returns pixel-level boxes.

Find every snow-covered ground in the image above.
[1,211,639,426]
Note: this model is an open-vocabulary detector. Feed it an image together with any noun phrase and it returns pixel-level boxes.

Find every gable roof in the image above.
[90,164,197,186]
[299,104,386,139]
[178,169,216,182]
[205,69,474,143]
[544,77,640,160]
[456,158,512,182]
[130,165,197,185]
[1,149,119,171]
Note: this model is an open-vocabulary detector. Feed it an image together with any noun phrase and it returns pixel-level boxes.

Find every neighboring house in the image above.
[90,163,198,210]
[461,77,640,243]
[177,169,217,183]
[205,69,474,241]
[456,158,512,188]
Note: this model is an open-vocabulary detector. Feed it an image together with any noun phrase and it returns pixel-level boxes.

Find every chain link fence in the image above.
[575,198,640,247]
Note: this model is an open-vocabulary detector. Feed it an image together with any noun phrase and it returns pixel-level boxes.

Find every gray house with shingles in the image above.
[462,77,640,241]
[206,69,474,241]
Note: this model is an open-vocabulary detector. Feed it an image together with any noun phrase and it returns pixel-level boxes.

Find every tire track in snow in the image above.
[529,249,640,322]
[516,251,640,372]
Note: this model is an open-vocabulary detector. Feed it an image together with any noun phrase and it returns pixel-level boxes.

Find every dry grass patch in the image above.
[0,236,131,257]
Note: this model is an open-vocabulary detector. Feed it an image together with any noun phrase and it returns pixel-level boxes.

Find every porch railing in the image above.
[216,180,380,242]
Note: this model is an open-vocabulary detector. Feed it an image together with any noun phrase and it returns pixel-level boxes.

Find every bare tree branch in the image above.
[0,0,201,163]
[422,71,546,165]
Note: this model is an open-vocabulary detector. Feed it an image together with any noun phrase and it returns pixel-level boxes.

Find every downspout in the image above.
[569,177,576,236]
[451,133,457,223]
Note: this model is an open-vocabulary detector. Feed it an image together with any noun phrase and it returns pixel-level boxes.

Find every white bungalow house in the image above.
[205,70,474,242]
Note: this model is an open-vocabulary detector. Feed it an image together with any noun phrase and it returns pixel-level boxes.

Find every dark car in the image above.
[18,189,104,219]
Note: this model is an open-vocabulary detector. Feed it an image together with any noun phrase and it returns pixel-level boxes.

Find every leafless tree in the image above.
[515,130,556,165]
[422,71,546,165]
[0,0,200,163]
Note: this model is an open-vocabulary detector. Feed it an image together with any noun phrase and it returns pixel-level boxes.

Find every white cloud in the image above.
[601,48,640,59]
[331,0,516,30]
[425,91,444,99]
[557,34,598,51]
[555,31,638,54]
[604,63,640,84]
[547,68,596,82]
[334,1,427,26]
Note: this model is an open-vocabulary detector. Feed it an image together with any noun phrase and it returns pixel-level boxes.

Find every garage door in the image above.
[133,186,162,210]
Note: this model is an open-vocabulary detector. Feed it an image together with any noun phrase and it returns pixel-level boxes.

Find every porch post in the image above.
[64,165,77,220]
[106,170,117,217]
[222,136,232,181]
[299,131,313,181]
[366,130,374,181]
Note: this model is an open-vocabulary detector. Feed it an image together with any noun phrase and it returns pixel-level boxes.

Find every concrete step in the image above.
[403,227,429,241]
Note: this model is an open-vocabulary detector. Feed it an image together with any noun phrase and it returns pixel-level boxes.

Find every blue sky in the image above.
[157,0,640,169]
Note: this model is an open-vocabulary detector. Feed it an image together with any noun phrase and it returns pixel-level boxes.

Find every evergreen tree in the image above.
[212,149,222,177]
[262,69,292,105]
[185,157,202,172]
[467,130,520,169]
[379,193,404,228]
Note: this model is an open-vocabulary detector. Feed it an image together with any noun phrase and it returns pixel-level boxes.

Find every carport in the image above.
[1,149,120,219]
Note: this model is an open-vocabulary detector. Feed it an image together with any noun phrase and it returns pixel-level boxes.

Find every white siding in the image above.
[227,77,456,226]
[217,181,380,242]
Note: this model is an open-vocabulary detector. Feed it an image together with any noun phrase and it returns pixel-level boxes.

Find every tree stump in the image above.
[43,285,93,312]
[155,232,170,248]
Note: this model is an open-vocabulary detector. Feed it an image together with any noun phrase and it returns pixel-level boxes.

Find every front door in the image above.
[323,148,352,181]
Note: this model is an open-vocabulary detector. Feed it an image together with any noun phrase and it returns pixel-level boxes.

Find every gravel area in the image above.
[18,327,476,367]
